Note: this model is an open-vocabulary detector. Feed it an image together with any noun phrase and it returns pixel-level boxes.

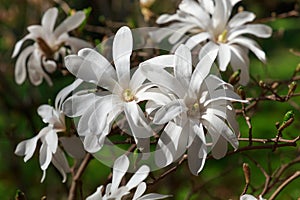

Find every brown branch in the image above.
[254,10,299,23]
[147,154,187,186]
[68,153,92,200]
[269,171,300,200]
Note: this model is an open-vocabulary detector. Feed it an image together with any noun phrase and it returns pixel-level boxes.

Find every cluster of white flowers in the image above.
[12,0,272,199]
[150,0,272,85]
[12,7,91,86]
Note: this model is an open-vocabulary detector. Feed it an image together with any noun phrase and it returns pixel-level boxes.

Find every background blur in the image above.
[0,0,300,199]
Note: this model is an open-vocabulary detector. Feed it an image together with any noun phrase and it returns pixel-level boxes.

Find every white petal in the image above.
[38,105,55,123]
[153,99,187,124]
[174,44,192,88]
[54,11,85,37]
[78,48,117,78]
[88,95,119,135]
[12,34,34,58]
[230,45,250,85]
[137,193,171,200]
[14,135,39,162]
[155,121,187,168]
[42,58,57,73]
[240,194,257,200]
[51,146,71,183]
[129,68,147,92]
[190,45,218,95]
[179,0,209,24]
[168,24,197,44]
[113,26,132,87]
[198,41,219,60]
[111,155,130,192]
[228,11,256,28]
[55,79,83,110]
[77,103,96,135]
[64,54,119,91]
[124,101,152,138]
[63,92,97,117]
[211,136,228,159]
[59,136,86,159]
[133,182,147,200]
[149,25,180,43]
[156,13,183,24]
[42,7,58,32]
[64,37,92,53]
[187,134,207,175]
[202,113,239,149]
[83,134,103,153]
[14,46,34,84]
[212,0,231,32]
[140,65,186,97]
[200,0,214,14]
[230,36,267,62]
[45,129,58,153]
[185,32,210,50]
[86,186,104,200]
[218,43,231,71]
[140,55,175,69]
[39,142,52,171]
[126,165,150,190]
[228,24,272,40]
[27,50,45,86]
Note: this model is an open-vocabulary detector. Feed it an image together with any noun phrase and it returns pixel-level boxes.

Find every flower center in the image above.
[188,102,200,118]
[37,37,64,59]
[217,29,228,43]
[122,89,135,102]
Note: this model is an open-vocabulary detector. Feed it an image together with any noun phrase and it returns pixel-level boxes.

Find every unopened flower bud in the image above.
[229,69,241,85]
[278,110,295,131]
[237,86,246,100]
[287,81,297,97]
[15,189,26,200]
[296,63,300,73]
[243,163,250,184]
[259,80,266,88]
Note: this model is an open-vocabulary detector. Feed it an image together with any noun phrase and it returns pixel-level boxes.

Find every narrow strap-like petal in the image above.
[126,165,150,190]
[113,26,132,88]
[111,155,130,192]
[42,7,58,32]
[153,99,187,124]
[14,46,34,84]
[54,11,85,37]
[228,11,256,28]
[218,43,231,71]
[174,44,192,88]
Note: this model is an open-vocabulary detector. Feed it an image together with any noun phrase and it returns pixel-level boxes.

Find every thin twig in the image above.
[68,153,92,200]
[269,171,300,200]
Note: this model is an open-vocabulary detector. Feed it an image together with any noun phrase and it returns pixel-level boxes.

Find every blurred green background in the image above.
[0,0,300,199]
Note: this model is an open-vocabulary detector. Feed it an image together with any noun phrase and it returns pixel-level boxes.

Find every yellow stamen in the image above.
[217,29,228,43]
[123,89,135,102]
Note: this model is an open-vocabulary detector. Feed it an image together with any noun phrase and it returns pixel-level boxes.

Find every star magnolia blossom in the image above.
[140,44,247,175]
[14,79,82,182]
[150,0,272,85]
[86,155,170,200]
[240,194,266,200]
[12,7,92,86]
[64,26,168,154]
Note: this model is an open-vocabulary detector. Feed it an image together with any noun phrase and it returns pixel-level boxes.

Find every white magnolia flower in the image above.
[64,26,168,154]
[86,155,170,200]
[150,0,272,85]
[240,194,266,200]
[15,79,82,182]
[140,44,247,175]
[12,7,92,86]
